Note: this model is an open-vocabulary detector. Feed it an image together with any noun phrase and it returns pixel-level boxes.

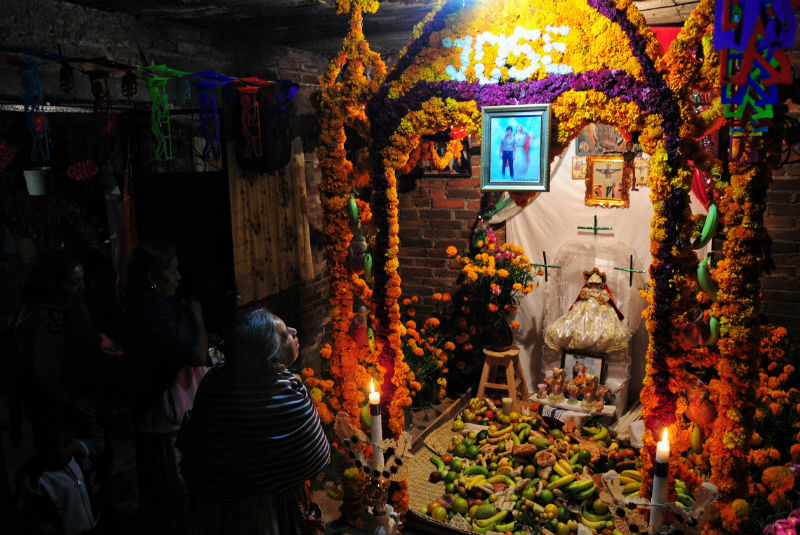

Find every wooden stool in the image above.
[477,347,530,405]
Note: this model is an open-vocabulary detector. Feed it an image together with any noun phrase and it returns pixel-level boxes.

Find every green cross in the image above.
[614,254,646,286]
[537,251,561,282]
[577,215,613,235]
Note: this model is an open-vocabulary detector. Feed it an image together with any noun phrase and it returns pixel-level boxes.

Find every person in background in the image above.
[499,125,516,178]
[122,241,208,534]
[179,308,330,535]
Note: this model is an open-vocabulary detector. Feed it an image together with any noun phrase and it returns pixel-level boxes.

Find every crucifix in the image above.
[537,251,561,282]
[614,254,645,286]
[577,215,612,235]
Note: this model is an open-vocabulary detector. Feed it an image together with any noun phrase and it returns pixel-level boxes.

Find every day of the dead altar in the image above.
[301,0,799,532]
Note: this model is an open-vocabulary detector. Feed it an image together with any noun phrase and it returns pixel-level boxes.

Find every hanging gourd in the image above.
[363,252,373,284]
[696,254,719,302]
[348,195,360,228]
[692,204,719,249]
[347,234,368,274]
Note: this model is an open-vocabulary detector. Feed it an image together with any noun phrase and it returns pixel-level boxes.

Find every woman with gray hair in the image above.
[179,308,330,534]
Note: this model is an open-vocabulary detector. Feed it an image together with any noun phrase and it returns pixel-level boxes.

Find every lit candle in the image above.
[501,397,513,415]
[649,427,670,531]
[369,379,384,471]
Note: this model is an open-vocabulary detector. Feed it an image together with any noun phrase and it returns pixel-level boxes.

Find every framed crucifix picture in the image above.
[633,157,650,187]
[562,350,607,384]
[585,154,629,208]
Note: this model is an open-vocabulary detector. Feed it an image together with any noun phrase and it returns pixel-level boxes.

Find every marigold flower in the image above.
[433,293,442,301]
[302,367,314,378]
[410,381,422,391]
[407,308,416,317]
[426,317,440,327]
[413,347,425,356]
[488,303,498,312]
[498,269,509,278]
[463,344,473,351]
[320,345,332,359]
[513,283,523,291]
[476,240,483,248]
[402,298,412,306]
[511,321,520,330]
[444,341,455,351]
[310,387,323,402]
[411,296,419,303]
[442,293,452,302]
[406,320,416,330]
[446,246,458,257]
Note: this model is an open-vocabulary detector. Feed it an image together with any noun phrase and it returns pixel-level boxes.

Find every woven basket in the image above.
[408,415,489,535]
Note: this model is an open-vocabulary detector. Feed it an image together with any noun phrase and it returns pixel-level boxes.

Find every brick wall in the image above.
[761,24,800,338]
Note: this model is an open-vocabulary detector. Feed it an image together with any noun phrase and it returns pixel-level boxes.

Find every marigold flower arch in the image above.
[317,0,774,526]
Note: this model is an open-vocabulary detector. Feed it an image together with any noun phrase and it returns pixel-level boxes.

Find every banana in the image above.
[466,475,486,490]
[697,255,719,302]
[547,473,577,490]
[430,456,447,476]
[618,476,639,486]
[580,513,610,530]
[495,520,516,532]
[569,453,581,464]
[487,433,512,444]
[475,510,508,528]
[581,504,611,522]
[565,478,596,493]
[693,203,719,249]
[489,425,514,437]
[690,423,704,454]
[582,426,599,435]
[464,465,489,476]
[574,483,597,501]
[553,461,571,478]
[677,493,695,507]
[591,425,608,442]
[487,474,515,487]
[471,522,493,534]
[620,470,642,482]
[622,482,642,494]
[495,465,514,476]
[558,459,574,474]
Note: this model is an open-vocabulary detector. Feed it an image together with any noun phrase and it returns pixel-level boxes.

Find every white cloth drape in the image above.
[506,142,708,412]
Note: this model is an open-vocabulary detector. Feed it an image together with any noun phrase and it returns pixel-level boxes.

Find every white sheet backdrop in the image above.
[506,142,708,412]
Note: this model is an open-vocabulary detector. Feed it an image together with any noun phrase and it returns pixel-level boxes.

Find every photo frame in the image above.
[572,156,587,180]
[419,133,472,178]
[575,123,629,156]
[633,157,650,187]
[480,104,551,191]
[585,154,629,208]
[562,350,607,384]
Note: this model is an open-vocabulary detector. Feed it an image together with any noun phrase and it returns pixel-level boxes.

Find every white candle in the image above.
[649,427,670,532]
[501,397,513,414]
[369,379,384,471]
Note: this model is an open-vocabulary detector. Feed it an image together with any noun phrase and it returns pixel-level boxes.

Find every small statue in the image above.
[546,368,565,402]
[684,382,717,427]
[581,374,598,410]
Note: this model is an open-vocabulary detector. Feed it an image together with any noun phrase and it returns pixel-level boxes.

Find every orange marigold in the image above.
[488,303,498,312]
[406,320,416,330]
[442,293,452,302]
[302,367,314,378]
[497,269,509,278]
[511,321,520,330]
[433,293,442,301]
[427,317,440,327]
[444,341,455,351]
[413,347,425,357]
[446,246,458,257]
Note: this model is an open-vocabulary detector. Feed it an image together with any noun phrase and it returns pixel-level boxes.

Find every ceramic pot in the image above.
[487,322,514,351]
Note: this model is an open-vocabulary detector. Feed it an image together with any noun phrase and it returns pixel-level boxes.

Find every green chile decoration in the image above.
[363,252,373,283]
[348,195,360,227]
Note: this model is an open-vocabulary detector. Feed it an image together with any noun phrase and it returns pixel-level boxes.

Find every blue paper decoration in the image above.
[190,71,235,161]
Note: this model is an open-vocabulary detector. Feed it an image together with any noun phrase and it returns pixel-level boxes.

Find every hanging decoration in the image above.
[88,70,114,160]
[20,60,50,163]
[714,0,796,142]
[191,71,235,162]
[121,70,137,101]
[236,77,272,159]
[140,65,189,162]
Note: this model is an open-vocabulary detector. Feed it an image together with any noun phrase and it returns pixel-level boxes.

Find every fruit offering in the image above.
[421,398,642,535]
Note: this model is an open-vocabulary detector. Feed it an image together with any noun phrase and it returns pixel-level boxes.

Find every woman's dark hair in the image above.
[224,308,290,376]
[23,249,81,301]
[126,240,177,292]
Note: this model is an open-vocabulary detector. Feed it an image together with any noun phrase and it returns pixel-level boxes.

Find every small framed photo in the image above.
[419,133,472,178]
[633,157,649,187]
[572,156,587,180]
[480,104,551,191]
[585,154,629,208]
[575,123,629,156]
[562,351,607,384]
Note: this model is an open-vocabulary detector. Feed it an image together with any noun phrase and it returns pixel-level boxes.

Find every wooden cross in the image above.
[614,254,646,286]
[577,215,613,235]
[538,251,561,282]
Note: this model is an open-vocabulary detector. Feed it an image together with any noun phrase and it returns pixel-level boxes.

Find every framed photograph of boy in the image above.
[562,351,607,384]
[480,104,551,191]
[585,154,629,208]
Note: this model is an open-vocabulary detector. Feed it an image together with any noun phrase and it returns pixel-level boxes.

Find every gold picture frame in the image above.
[585,155,629,208]
[572,156,587,180]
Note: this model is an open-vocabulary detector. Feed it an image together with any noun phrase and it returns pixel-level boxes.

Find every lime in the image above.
[427,502,439,513]
[452,496,469,514]
[489,461,499,472]
[466,444,480,459]
[445,483,456,494]
[522,486,536,500]
[523,464,536,479]
[549,474,560,484]
[556,521,569,535]
[551,429,564,439]
[445,471,458,483]
[578,448,592,465]
[453,443,467,457]
[450,459,463,472]
[462,437,475,447]
[544,504,560,517]
[431,505,448,521]
[539,489,555,505]
[558,506,571,523]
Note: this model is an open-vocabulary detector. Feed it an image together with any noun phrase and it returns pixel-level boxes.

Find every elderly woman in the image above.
[180,308,330,535]
[123,240,208,534]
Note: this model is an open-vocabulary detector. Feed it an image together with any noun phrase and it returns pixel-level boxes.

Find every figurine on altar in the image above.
[546,368,565,401]
[581,374,598,409]
[545,267,630,353]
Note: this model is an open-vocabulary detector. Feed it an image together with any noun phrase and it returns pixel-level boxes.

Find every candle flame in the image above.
[370,378,375,393]
[661,427,669,443]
